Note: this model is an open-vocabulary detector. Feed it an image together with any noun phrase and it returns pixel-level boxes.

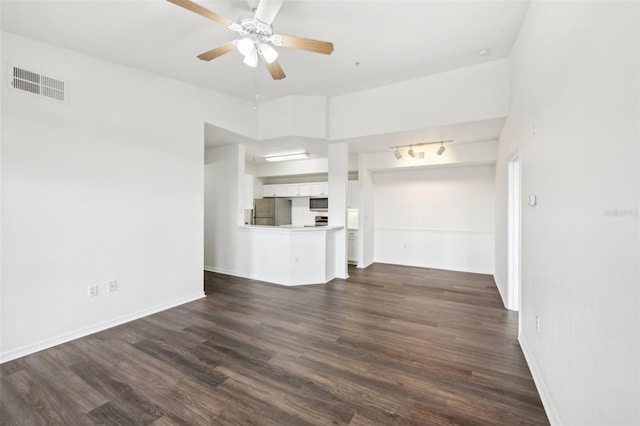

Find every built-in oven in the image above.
[314,216,328,226]
[309,197,328,212]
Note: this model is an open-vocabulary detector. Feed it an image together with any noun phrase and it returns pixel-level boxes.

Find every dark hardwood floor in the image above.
[1,264,548,425]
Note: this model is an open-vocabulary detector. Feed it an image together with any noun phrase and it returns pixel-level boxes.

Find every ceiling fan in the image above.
[167,0,334,80]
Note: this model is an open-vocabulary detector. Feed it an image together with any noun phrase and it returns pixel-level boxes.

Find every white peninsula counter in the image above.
[237,225,342,286]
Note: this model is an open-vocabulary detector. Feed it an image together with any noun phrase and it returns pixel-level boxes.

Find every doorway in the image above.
[507,155,521,315]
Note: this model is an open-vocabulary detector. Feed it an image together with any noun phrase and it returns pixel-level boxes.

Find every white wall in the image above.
[495,3,639,425]
[374,165,495,274]
[204,145,245,273]
[258,96,327,140]
[329,59,509,140]
[0,32,254,362]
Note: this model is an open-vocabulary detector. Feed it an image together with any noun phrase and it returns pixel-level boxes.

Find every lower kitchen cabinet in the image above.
[347,229,358,264]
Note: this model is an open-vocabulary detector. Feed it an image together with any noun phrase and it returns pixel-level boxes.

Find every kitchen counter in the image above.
[239,225,343,231]
[236,225,342,285]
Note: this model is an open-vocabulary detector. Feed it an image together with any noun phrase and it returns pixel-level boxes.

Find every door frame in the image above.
[507,154,521,318]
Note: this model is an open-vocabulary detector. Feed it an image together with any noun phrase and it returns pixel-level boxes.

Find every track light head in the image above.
[393,147,402,159]
[437,144,446,156]
[408,146,415,158]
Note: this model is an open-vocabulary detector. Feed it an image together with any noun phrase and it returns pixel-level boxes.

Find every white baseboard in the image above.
[205,267,334,286]
[493,274,510,310]
[519,335,562,426]
[0,291,206,364]
[357,259,374,269]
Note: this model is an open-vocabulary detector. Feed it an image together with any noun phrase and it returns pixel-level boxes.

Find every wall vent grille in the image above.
[10,66,67,103]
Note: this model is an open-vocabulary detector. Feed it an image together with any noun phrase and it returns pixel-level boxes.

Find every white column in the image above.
[328,142,348,279]
[358,154,375,268]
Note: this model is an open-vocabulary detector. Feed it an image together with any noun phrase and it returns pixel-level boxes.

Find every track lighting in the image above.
[390,140,453,160]
[393,147,402,159]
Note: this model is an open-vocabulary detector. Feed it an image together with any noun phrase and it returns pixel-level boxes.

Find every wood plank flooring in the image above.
[1,264,549,425]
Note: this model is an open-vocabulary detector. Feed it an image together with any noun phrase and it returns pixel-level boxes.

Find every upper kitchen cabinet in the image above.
[287,183,311,197]
[310,182,329,196]
[263,184,278,197]
[276,185,288,197]
[263,181,328,198]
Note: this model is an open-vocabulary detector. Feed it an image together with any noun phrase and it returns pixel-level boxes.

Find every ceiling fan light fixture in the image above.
[270,34,283,46]
[237,37,255,56]
[258,43,278,64]
[243,50,258,67]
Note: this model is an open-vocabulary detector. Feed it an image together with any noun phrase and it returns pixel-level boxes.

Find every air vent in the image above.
[10,66,67,103]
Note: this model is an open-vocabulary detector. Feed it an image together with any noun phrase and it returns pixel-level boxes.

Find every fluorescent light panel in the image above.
[264,152,310,162]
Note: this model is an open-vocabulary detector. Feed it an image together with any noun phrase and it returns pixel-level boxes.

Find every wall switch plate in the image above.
[528,194,537,206]
[88,285,98,297]
[536,314,541,332]
[108,280,117,293]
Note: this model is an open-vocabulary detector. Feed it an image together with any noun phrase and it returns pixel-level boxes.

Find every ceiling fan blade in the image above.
[197,42,237,61]
[263,58,286,80]
[254,0,284,25]
[167,0,233,27]
[279,35,334,55]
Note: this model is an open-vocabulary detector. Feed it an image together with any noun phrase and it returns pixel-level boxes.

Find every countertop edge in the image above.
[238,225,344,231]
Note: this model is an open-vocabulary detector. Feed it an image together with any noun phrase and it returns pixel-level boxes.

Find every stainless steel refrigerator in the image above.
[253,198,292,226]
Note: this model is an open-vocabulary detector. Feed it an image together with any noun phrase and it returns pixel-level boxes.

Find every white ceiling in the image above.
[1,0,529,159]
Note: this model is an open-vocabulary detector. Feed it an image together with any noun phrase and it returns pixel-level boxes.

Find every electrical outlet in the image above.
[108,280,117,293]
[88,285,98,298]
[536,314,541,332]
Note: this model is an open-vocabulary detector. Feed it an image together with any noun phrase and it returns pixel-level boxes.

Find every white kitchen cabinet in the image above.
[286,183,311,197]
[276,184,288,197]
[298,183,311,196]
[286,184,299,197]
[263,184,278,197]
[310,182,329,196]
[265,182,323,197]
[347,229,358,264]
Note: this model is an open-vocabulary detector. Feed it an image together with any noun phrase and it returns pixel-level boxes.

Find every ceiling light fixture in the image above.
[389,140,453,160]
[237,37,255,56]
[258,43,278,64]
[393,147,402,159]
[264,152,310,162]
[243,50,258,67]
[235,26,279,69]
